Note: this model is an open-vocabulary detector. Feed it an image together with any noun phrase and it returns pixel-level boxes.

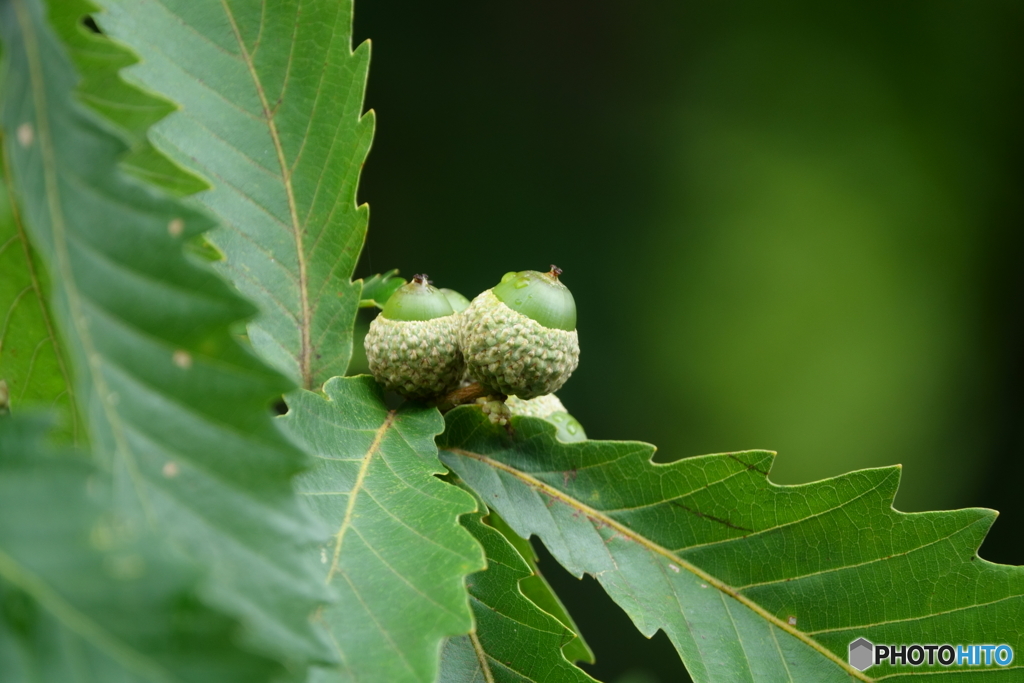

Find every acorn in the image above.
[506,394,587,443]
[459,266,579,399]
[364,275,465,399]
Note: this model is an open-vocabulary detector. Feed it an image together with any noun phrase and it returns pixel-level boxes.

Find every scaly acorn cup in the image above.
[506,394,587,443]
[460,266,579,399]
[364,275,465,399]
[440,288,473,382]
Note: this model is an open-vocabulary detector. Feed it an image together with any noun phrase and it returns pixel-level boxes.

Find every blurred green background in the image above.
[354,2,1023,681]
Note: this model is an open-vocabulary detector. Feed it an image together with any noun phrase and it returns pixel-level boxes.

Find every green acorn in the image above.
[460,266,579,399]
[364,275,465,399]
[506,394,587,443]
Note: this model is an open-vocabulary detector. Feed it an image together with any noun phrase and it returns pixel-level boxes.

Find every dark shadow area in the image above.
[353,0,1024,673]
[534,540,692,682]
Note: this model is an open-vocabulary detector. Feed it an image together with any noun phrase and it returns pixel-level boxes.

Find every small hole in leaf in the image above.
[81,15,102,34]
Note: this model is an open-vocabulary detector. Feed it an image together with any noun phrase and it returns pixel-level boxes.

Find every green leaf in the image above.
[46,0,207,198]
[486,511,594,665]
[349,271,404,375]
[0,416,285,683]
[438,506,598,683]
[0,0,332,664]
[92,0,374,390]
[0,144,77,441]
[359,269,406,309]
[440,408,1024,682]
[280,376,485,683]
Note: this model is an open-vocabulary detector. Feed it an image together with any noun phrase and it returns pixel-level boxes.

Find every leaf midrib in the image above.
[445,447,870,682]
[325,410,397,582]
[219,0,313,390]
[12,0,147,512]
[468,630,497,683]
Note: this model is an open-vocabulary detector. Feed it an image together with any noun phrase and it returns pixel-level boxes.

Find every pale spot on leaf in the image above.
[16,122,34,147]
[668,563,680,573]
[788,615,797,626]
[172,350,192,369]
[168,218,184,237]
[162,461,179,478]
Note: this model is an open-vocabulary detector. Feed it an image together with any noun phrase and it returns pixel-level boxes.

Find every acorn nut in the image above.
[364,275,465,399]
[460,266,579,399]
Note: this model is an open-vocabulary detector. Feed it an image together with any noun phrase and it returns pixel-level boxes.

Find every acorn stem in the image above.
[433,382,506,413]
[548,265,562,279]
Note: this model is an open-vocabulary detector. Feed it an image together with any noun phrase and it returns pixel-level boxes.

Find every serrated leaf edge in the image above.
[215,0,316,390]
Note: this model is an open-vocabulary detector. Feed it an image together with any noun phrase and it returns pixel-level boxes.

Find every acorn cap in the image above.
[382,275,454,321]
[491,266,576,331]
[440,288,471,313]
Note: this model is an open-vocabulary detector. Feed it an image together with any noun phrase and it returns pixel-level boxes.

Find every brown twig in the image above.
[433,382,500,412]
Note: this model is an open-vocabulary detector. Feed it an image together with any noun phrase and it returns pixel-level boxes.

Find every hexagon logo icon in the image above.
[849,638,874,671]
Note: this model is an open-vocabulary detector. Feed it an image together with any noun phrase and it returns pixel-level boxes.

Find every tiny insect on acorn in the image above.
[459,266,579,399]
[364,274,465,399]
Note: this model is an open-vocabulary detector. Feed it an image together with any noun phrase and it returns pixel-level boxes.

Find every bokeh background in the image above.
[353,2,1024,681]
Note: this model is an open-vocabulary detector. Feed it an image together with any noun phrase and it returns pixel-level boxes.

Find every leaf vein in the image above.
[325,411,396,582]
[768,625,796,682]
[349,524,463,619]
[337,569,421,678]
[674,470,897,554]
[219,0,312,389]
[469,630,496,683]
[736,516,988,591]
[805,592,1024,636]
